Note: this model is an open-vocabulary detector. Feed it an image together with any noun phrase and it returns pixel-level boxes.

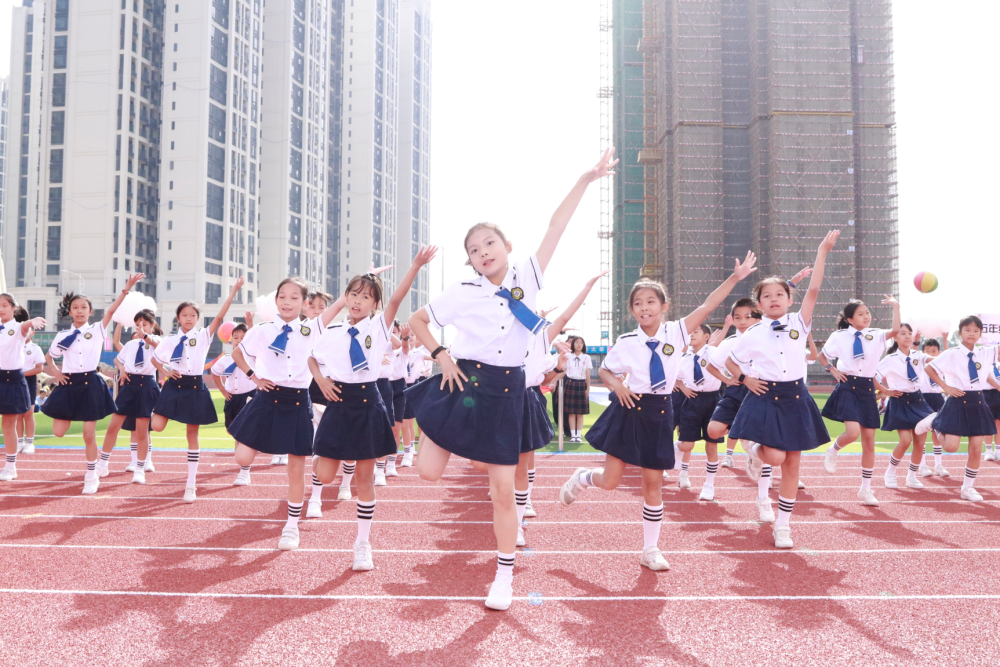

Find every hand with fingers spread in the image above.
[732,250,758,281]
[678,384,697,400]
[790,267,813,286]
[585,147,619,183]
[436,350,468,393]
[314,375,342,402]
[743,376,769,396]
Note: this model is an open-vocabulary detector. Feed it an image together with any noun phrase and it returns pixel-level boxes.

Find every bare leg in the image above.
[415,433,452,481]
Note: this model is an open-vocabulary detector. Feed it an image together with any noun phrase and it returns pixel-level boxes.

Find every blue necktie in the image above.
[222,361,238,377]
[853,331,865,360]
[269,324,293,355]
[693,353,704,386]
[905,356,918,383]
[496,287,550,335]
[169,335,188,363]
[969,352,979,384]
[58,329,82,351]
[646,341,666,392]
[993,365,1000,381]
[135,343,144,367]
[771,321,786,332]
[349,327,369,372]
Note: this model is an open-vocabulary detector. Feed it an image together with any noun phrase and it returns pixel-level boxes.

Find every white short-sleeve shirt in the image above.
[426,255,544,368]
[730,312,812,382]
[0,319,28,370]
[311,314,391,384]
[22,342,44,373]
[211,353,258,394]
[238,316,324,388]
[822,327,889,378]
[917,353,944,394]
[116,338,158,376]
[566,352,592,381]
[875,350,925,393]
[928,344,1000,392]
[602,319,690,395]
[406,346,427,383]
[378,348,394,379]
[153,327,213,376]
[389,347,408,381]
[524,330,558,388]
[49,321,108,373]
[678,345,722,392]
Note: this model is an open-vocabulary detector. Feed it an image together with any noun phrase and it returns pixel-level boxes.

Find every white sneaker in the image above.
[338,486,352,501]
[485,578,513,611]
[698,485,715,501]
[858,488,879,506]
[919,462,934,477]
[307,499,323,518]
[16,441,25,454]
[352,541,374,571]
[82,473,99,495]
[278,525,300,551]
[961,487,983,502]
[96,463,110,478]
[883,473,898,489]
[0,467,16,482]
[131,468,146,485]
[797,479,805,489]
[280,455,289,465]
[516,525,526,547]
[233,470,251,486]
[662,470,670,481]
[744,450,762,481]
[125,461,137,472]
[720,454,734,468]
[823,447,838,474]
[385,461,399,477]
[914,412,937,436]
[143,458,155,472]
[183,486,197,503]
[374,472,387,487]
[523,499,536,518]
[934,465,950,478]
[22,443,34,455]
[756,497,775,523]
[640,546,670,571]
[401,453,414,467]
[559,468,589,506]
[905,477,925,489]
[985,450,996,462]
[270,455,283,465]
[677,471,691,489]
[773,525,793,549]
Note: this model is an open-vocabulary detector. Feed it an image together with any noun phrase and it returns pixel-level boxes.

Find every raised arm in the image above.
[685,251,758,334]
[208,276,245,337]
[20,317,46,337]
[799,230,840,326]
[319,294,348,328]
[113,322,125,351]
[547,271,608,341]
[536,149,618,273]
[101,273,144,329]
[382,245,439,327]
[882,296,901,340]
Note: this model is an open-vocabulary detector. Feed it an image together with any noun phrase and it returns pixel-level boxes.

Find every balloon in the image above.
[218,321,236,343]
[113,291,156,326]
[911,316,950,339]
[255,291,278,322]
[913,271,939,294]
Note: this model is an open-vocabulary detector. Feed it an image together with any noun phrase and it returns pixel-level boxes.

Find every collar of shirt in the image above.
[467,263,520,299]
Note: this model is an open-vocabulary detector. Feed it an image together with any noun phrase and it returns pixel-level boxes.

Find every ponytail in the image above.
[836,300,866,330]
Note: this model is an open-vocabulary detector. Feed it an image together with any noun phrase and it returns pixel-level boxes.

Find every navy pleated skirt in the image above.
[586,393,675,470]
[376,377,395,425]
[223,389,257,428]
[41,371,115,422]
[228,385,312,455]
[26,374,38,406]
[730,379,830,452]
[390,378,407,424]
[153,375,218,425]
[881,391,934,432]
[931,391,997,437]
[522,385,555,453]
[403,377,424,420]
[983,388,1000,421]
[923,392,946,413]
[678,390,723,443]
[309,379,328,408]
[0,369,31,415]
[710,383,749,427]
[405,359,525,465]
[114,374,160,419]
[821,375,881,429]
[313,381,396,461]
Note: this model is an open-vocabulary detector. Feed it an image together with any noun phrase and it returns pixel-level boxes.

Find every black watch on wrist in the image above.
[430,345,447,360]
[737,373,747,385]
[245,369,255,378]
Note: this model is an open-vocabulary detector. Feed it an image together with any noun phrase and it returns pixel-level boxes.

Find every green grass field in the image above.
[9,390,978,455]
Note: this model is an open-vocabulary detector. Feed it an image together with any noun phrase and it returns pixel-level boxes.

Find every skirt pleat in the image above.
[821,375,881,429]
[522,385,555,453]
[229,385,313,455]
[313,382,397,461]
[152,375,218,425]
[880,392,933,432]
[0,370,31,415]
[41,371,116,422]
[931,391,997,437]
[586,393,675,470]
[730,379,830,451]
[114,375,160,419]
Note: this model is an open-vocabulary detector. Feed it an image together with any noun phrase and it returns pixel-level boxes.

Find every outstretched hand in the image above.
[819,230,840,253]
[584,148,618,183]
[368,261,394,276]
[411,245,439,268]
[732,250,758,281]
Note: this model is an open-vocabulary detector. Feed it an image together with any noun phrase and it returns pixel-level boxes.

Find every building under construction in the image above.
[608,0,899,351]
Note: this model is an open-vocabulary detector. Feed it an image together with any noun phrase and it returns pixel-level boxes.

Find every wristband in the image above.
[786,280,797,290]
[430,345,447,360]
[402,336,410,341]
[554,367,566,374]
[246,368,255,378]
[737,373,746,384]
[825,364,834,372]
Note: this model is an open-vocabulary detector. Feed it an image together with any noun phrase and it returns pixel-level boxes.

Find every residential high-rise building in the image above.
[396,0,431,317]
[159,0,260,320]
[325,0,346,295]
[0,76,9,253]
[611,0,898,361]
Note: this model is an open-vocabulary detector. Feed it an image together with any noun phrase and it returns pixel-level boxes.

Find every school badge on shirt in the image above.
[976,362,983,370]
[789,330,800,340]
[189,339,197,346]
[7,329,14,336]
[83,333,93,340]
[865,334,874,341]
[700,359,708,367]
[300,326,311,336]
[365,335,372,349]
[662,344,675,356]
[511,287,524,301]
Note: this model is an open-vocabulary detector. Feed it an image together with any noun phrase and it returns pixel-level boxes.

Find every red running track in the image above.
[2,449,1000,666]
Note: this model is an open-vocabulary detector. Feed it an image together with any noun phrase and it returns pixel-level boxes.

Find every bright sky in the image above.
[3,1,997,342]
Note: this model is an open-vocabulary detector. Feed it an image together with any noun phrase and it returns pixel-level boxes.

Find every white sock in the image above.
[356,500,375,543]
[861,467,873,491]
[98,451,111,466]
[776,495,795,527]
[515,489,528,524]
[130,442,138,465]
[5,453,16,469]
[496,551,515,582]
[285,502,302,529]
[758,465,771,500]
[581,468,601,488]
[85,459,96,475]
[25,437,33,446]
[137,458,146,470]
[726,446,734,457]
[310,474,323,501]
[527,468,536,497]
[962,467,978,491]
[907,462,919,481]
[888,455,900,473]
[341,462,355,488]
[704,460,718,487]
[642,503,663,550]
[239,465,251,475]
[934,445,943,467]
[186,450,200,487]
[376,459,386,474]
[17,438,23,449]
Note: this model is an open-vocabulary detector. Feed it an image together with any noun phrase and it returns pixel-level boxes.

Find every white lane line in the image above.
[3,543,1000,555]
[0,588,997,603]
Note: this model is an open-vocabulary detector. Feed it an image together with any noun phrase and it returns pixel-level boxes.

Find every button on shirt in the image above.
[153,327,213,376]
[875,350,926,393]
[312,314,391,384]
[678,346,723,392]
[730,312,811,382]
[426,255,544,368]
[821,327,888,378]
[566,352,592,381]
[21,342,44,373]
[210,353,258,394]
[602,319,690,395]
[117,338,159,376]
[238,317,323,388]
[49,321,107,373]
[928,344,1000,392]
[524,330,558,388]
[918,354,944,395]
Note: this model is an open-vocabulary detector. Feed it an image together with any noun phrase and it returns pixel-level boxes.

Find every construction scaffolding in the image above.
[611,0,899,355]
